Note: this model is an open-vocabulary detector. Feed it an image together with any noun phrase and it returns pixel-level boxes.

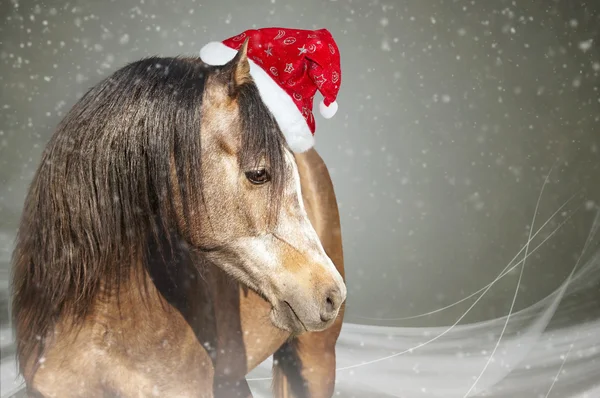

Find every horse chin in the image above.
[269,301,309,335]
[269,300,337,335]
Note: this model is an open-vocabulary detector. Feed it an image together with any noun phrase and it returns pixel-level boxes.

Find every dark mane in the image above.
[10,55,288,369]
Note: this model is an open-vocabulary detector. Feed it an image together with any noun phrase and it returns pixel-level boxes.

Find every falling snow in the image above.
[578,39,593,52]
[0,1,599,397]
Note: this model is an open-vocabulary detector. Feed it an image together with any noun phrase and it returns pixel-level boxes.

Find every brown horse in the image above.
[10,41,346,398]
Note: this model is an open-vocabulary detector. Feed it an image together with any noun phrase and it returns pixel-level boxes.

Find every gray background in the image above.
[1,0,599,368]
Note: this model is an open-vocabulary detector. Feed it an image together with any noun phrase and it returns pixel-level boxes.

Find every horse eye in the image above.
[245,168,271,185]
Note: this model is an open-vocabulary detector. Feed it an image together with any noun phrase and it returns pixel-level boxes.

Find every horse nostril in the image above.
[326,296,335,313]
[320,289,340,322]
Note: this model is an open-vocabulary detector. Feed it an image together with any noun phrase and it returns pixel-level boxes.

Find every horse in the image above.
[10,40,347,398]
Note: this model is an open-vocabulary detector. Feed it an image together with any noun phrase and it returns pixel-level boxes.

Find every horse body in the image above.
[12,41,345,398]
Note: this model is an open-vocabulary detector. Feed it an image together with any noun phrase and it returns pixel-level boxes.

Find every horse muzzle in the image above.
[270,268,347,333]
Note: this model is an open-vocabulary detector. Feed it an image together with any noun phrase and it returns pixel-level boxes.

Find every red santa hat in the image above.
[200,27,342,153]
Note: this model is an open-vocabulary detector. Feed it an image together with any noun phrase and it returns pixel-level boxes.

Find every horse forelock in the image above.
[10,55,289,372]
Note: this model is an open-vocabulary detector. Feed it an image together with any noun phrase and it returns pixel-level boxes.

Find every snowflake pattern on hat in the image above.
[200,27,342,153]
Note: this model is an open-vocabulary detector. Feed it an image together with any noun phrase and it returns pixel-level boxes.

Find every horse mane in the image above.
[10,55,288,370]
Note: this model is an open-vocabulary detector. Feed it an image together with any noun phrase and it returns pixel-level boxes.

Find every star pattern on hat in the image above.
[313,74,327,89]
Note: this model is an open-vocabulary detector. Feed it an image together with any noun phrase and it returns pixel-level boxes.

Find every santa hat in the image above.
[200,27,342,153]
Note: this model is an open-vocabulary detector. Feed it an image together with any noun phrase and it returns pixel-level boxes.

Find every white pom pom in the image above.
[319,100,338,119]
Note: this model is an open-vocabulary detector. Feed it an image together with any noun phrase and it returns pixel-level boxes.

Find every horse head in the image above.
[190,41,346,333]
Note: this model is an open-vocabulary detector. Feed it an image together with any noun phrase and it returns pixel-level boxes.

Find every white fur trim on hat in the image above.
[200,41,315,153]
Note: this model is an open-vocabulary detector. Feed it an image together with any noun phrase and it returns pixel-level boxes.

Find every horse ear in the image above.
[226,38,251,96]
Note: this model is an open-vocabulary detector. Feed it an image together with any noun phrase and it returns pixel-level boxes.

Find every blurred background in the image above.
[1,0,599,397]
